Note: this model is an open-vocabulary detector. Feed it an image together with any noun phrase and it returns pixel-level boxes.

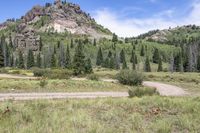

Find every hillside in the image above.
[137,25,200,45]
[0,0,111,51]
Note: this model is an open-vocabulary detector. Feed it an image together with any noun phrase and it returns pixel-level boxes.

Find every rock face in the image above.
[0,0,111,51]
[14,28,40,51]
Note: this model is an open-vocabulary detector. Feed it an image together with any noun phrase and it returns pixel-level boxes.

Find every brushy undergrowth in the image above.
[116,70,143,86]
[87,74,99,81]
[33,68,73,79]
[128,87,159,97]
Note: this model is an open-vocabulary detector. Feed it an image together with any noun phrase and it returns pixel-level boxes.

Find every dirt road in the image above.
[143,81,188,96]
[0,92,128,101]
[0,75,189,101]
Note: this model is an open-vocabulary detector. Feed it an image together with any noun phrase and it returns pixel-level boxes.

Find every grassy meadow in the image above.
[1,97,200,133]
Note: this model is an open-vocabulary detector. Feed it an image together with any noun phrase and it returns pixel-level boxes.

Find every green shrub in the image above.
[39,80,48,88]
[33,69,48,77]
[33,68,73,79]
[116,70,143,86]
[10,70,20,74]
[87,74,99,81]
[0,68,8,74]
[128,87,158,97]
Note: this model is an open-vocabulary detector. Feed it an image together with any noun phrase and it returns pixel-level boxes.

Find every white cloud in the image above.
[93,0,200,37]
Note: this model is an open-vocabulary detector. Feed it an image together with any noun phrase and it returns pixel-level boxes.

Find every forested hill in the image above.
[0,0,200,75]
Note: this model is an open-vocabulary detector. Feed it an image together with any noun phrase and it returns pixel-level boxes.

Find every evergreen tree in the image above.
[39,37,43,51]
[112,33,118,42]
[197,55,200,72]
[5,43,10,67]
[36,53,42,68]
[144,56,151,72]
[120,49,125,63]
[73,42,85,75]
[0,43,4,67]
[57,41,61,48]
[51,54,56,68]
[157,57,163,72]
[153,48,160,64]
[130,50,136,63]
[27,49,35,69]
[65,45,71,68]
[132,55,136,70]
[109,56,115,69]
[122,58,128,69]
[18,51,24,69]
[70,39,74,48]
[140,45,145,56]
[85,58,93,74]
[102,58,110,68]
[96,47,103,66]
[114,53,120,70]
[93,39,97,46]
[108,51,112,58]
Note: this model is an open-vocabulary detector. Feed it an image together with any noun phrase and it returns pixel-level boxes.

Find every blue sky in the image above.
[0,0,200,37]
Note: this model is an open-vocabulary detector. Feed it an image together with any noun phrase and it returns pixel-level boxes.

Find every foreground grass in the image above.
[0,96,200,132]
[0,79,129,93]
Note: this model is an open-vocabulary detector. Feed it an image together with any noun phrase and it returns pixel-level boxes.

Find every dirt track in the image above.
[0,75,189,101]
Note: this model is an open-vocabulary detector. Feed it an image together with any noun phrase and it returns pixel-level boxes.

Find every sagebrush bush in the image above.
[33,68,73,79]
[39,80,48,88]
[0,68,8,74]
[87,74,99,81]
[128,87,158,97]
[116,70,143,86]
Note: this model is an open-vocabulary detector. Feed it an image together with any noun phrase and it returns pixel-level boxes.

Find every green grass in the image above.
[0,79,130,93]
[1,96,200,132]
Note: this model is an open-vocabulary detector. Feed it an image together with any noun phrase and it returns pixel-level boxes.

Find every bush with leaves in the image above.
[87,74,99,81]
[128,87,158,97]
[116,70,143,86]
[39,79,48,88]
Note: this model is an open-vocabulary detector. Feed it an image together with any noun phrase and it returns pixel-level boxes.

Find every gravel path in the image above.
[143,81,189,96]
[0,75,189,101]
[0,92,129,101]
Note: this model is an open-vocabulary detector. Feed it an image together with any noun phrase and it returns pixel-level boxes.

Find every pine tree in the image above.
[96,47,103,66]
[130,50,136,63]
[93,39,97,46]
[18,51,24,69]
[122,58,128,69]
[108,51,112,58]
[132,55,136,70]
[36,53,42,68]
[153,48,159,64]
[70,39,74,48]
[51,54,56,68]
[27,49,35,69]
[65,45,71,68]
[5,43,10,67]
[102,58,110,68]
[39,37,43,51]
[0,43,4,68]
[157,57,163,72]
[109,56,115,69]
[114,53,120,70]
[140,45,145,56]
[57,41,61,48]
[120,49,125,63]
[112,33,118,42]
[73,42,85,75]
[85,58,93,74]
[197,55,200,72]
[144,56,151,72]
